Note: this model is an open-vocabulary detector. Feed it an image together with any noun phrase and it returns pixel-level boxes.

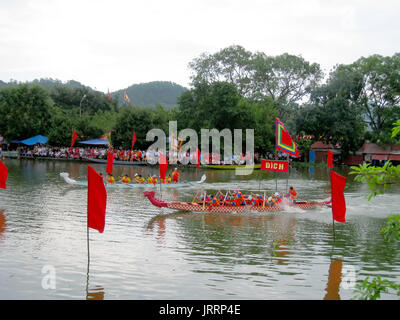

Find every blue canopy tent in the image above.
[79,139,109,146]
[19,135,48,145]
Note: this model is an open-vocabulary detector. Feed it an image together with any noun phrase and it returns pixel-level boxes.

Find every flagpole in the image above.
[86,218,90,299]
[329,167,336,241]
[286,153,289,193]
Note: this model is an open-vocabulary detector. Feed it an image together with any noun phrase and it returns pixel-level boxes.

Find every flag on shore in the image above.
[87,166,107,233]
[196,148,201,169]
[0,161,8,189]
[106,151,114,174]
[327,150,333,168]
[131,131,137,150]
[71,129,79,148]
[159,151,168,180]
[123,91,130,103]
[330,170,347,223]
[107,89,111,101]
[275,118,299,157]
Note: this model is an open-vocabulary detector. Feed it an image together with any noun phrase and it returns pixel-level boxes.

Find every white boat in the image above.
[59,172,206,189]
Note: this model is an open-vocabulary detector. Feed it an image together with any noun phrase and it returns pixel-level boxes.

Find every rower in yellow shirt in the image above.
[120,174,131,184]
[107,173,115,184]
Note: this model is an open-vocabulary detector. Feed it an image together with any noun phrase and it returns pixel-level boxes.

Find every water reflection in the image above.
[147,211,297,266]
[0,209,5,240]
[323,259,343,300]
[86,285,105,300]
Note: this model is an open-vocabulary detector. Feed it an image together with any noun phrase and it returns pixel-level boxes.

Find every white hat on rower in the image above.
[268,197,272,201]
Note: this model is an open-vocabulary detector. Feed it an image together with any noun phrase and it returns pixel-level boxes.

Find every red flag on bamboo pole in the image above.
[159,151,168,180]
[327,150,333,168]
[71,129,79,148]
[330,170,347,223]
[0,161,8,189]
[87,165,107,233]
[196,148,201,169]
[106,150,114,174]
[131,131,137,150]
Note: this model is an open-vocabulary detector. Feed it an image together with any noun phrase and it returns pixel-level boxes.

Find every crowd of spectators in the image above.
[15,145,260,165]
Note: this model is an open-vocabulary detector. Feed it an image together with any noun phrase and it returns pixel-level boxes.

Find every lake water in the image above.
[0,159,399,300]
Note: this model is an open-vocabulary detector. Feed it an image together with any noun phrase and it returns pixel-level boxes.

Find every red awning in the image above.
[372,154,388,160]
[389,155,400,161]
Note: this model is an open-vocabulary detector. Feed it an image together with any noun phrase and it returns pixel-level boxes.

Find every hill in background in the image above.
[0,78,187,109]
[112,81,187,109]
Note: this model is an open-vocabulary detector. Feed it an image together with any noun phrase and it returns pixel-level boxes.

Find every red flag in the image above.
[330,170,347,223]
[106,150,114,174]
[196,148,201,169]
[71,129,79,148]
[131,131,137,150]
[0,161,8,189]
[107,89,111,101]
[159,151,168,180]
[87,165,107,233]
[327,150,333,168]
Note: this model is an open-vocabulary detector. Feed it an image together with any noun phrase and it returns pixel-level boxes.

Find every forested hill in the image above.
[0,78,91,92]
[112,81,187,109]
[0,79,187,109]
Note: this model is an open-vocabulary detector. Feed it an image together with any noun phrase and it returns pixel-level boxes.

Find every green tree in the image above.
[0,84,52,140]
[112,106,167,150]
[342,53,400,141]
[250,52,323,105]
[296,66,365,156]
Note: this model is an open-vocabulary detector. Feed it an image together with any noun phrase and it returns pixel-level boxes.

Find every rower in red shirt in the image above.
[172,168,180,183]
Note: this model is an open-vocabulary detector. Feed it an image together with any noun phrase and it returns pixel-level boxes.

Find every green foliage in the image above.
[112,106,171,150]
[380,214,400,242]
[392,119,400,138]
[176,81,277,154]
[350,162,400,200]
[345,53,400,138]
[351,120,400,300]
[354,276,400,300]
[0,84,52,140]
[297,66,366,155]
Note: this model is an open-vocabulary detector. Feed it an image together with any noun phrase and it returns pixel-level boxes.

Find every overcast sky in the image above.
[1,0,399,93]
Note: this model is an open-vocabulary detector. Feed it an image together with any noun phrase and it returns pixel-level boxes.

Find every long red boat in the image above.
[143,191,331,213]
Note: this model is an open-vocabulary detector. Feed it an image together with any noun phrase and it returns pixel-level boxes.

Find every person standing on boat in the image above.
[287,186,297,200]
[172,168,180,183]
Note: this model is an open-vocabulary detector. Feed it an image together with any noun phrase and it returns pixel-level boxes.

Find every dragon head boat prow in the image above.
[143,191,168,207]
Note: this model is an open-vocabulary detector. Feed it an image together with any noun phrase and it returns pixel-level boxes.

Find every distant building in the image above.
[310,142,340,164]
[311,142,400,166]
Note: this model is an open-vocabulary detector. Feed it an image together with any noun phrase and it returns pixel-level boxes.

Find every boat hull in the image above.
[205,164,261,170]
[85,157,148,165]
[143,191,330,213]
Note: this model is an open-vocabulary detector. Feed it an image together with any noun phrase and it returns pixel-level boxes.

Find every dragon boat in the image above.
[143,190,331,213]
[60,172,206,189]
